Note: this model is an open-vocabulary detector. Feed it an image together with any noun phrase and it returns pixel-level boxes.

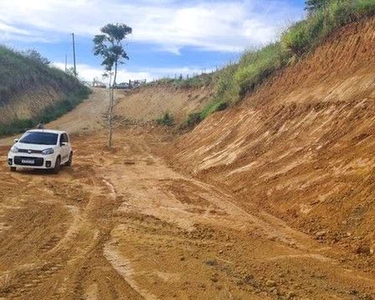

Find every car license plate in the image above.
[22,159,35,164]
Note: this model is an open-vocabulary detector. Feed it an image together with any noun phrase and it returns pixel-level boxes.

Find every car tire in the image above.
[52,156,61,174]
[10,167,16,172]
[65,152,73,166]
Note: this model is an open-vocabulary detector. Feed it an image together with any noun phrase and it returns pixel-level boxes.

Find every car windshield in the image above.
[19,132,58,145]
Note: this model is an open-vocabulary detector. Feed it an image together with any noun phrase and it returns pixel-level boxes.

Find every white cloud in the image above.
[53,62,213,83]
[0,0,303,53]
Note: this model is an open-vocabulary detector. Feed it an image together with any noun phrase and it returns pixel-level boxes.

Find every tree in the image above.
[305,0,330,12]
[93,23,132,148]
[66,67,78,77]
[22,49,50,65]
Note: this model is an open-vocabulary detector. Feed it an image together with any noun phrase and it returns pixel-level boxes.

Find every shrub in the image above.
[186,113,202,127]
[281,21,312,56]
[156,112,174,126]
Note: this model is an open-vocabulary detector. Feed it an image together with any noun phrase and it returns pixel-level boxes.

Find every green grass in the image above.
[282,0,375,57]
[0,46,83,106]
[0,86,91,136]
[180,0,375,128]
[183,112,203,129]
[156,112,174,126]
[234,43,287,96]
[200,101,228,119]
[0,45,89,136]
[153,73,214,89]
[179,101,228,129]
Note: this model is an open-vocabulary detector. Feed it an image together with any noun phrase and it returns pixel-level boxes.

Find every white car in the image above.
[7,129,73,174]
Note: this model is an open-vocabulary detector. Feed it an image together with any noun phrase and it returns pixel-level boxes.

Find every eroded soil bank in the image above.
[0,127,375,300]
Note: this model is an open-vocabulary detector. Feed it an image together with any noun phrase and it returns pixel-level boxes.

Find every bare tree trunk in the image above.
[107,88,113,148]
[107,62,118,148]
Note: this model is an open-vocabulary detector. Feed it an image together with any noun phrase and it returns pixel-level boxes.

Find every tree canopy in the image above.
[93,23,132,148]
[93,23,132,73]
[305,0,330,12]
[21,49,50,65]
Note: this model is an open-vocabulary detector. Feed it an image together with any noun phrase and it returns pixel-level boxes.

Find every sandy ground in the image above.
[0,90,375,299]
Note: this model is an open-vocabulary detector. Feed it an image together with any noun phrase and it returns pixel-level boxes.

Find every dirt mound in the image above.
[115,85,213,124]
[173,17,375,257]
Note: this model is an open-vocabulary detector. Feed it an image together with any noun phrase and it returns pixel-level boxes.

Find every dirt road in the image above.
[1,90,375,299]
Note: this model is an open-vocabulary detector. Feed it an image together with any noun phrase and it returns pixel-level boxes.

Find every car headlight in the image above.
[10,146,19,153]
[42,148,54,155]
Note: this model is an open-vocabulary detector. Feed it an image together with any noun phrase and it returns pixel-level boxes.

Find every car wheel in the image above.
[10,167,16,172]
[52,156,61,174]
[65,152,73,166]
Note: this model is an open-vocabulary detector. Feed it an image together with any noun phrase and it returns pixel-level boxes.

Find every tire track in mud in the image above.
[1,131,375,299]
[96,131,375,299]
[0,147,143,299]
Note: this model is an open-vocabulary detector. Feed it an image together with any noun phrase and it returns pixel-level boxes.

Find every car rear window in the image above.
[19,132,58,145]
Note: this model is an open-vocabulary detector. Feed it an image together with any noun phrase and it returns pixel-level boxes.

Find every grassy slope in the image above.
[159,0,375,128]
[0,45,90,136]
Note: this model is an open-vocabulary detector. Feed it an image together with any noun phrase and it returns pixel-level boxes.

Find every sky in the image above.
[0,0,306,83]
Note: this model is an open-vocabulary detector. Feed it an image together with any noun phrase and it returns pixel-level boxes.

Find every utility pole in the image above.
[71,33,77,77]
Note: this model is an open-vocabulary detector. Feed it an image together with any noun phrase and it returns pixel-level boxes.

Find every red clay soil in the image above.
[173,17,375,265]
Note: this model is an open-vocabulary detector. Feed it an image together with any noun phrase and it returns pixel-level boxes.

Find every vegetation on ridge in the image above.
[0,87,90,136]
[0,45,83,106]
[0,45,90,136]
[180,0,375,128]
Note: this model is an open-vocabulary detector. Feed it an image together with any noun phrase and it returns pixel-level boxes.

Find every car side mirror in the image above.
[14,139,18,143]
[61,142,68,146]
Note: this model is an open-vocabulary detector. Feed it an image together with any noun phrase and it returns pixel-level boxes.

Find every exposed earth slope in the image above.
[174,17,375,258]
[1,88,375,299]
[2,16,375,300]
[115,84,213,124]
[0,46,86,131]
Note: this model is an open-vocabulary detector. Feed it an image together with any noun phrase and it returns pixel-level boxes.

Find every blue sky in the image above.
[0,0,306,83]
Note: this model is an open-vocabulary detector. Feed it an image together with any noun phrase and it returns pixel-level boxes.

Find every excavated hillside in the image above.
[4,18,375,299]
[0,46,87,133]
[115,84,213,124]
[174,17,375,257]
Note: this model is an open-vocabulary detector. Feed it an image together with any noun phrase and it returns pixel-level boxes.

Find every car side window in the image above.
[60,134,67,145]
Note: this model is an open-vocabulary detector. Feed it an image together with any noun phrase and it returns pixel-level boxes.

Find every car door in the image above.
[60,133,70,163]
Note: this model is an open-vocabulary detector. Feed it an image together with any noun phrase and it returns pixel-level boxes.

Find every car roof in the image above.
[26,129,67,135]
